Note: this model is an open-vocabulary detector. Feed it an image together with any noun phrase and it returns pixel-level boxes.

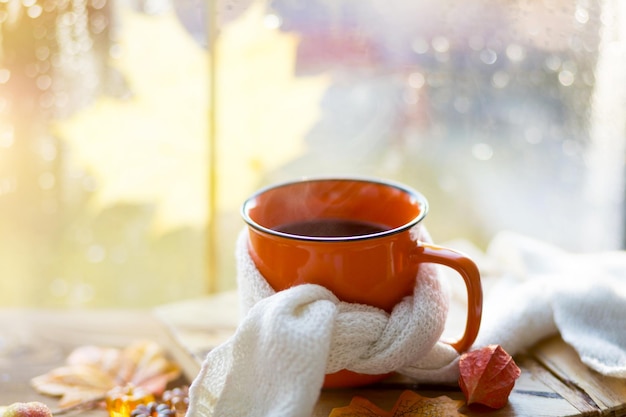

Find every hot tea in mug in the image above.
[241,177,482,387]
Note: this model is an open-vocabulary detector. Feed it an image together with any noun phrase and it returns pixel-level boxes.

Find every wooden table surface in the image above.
[1,306,626,417]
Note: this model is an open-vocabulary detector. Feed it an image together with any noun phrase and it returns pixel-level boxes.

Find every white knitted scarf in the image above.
[188,229,626,417]
[188,226,460,417]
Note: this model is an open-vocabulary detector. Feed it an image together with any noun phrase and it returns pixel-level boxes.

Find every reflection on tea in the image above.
[275,219,387,237]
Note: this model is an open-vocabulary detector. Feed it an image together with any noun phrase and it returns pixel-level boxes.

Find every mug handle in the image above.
[416,242,483,353]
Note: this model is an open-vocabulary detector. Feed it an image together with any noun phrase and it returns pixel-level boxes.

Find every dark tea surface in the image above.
[274,218,387,237]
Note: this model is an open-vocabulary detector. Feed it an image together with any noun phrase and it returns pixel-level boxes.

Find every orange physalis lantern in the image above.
[458,344,521,409]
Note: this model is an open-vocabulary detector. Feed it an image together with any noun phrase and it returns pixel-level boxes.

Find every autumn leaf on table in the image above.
[458,344,521,409]
[30,340,180,409]
[329,390,466,417]
[112,340,181,394]
[329,395,390,417]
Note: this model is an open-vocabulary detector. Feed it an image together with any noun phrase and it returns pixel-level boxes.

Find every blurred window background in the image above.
[1,0,625,307]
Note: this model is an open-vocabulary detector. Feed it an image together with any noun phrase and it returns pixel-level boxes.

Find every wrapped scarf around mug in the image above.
[187,226,461,417]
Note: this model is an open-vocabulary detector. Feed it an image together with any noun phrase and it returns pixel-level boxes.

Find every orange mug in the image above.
[241,177,482,388]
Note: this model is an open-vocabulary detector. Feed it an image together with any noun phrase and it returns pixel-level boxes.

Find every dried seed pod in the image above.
[2,402,53,417]
[458,344,521,409]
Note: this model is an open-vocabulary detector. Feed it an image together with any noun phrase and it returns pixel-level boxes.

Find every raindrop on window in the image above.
[143,0,169,15]
[562,139,581,157]
[435,52,450,63]
[33,24,46,39]
[82,175,97,192]
[426,72,445,88]
[42,198,57,214]
[27,4,42,18]
[472,143,494,161]
[55,91,69,109]
[545,55,562,71]
[468,35,484,51]
[38,172,56,190]
[562,59,578,74]
[524,127,543,144]
[453,96,471,113]
[61,11,77,26]
[505,43,525,62]
[575,7,589,24]
[264,14,281,29]
[39,140,57,161]
[91,0,107,10]
[492,71,510,88]
[35,46,49,60]
[558,70,575,86]
[72,283,95,304]
[582,70,594,86]
[49,278,69,298]
[36,59,50,74]
[411,37,429,54]
[109,43,123,60]
[0,69,10,84]
[431,123,447,137]
[111,246,128,264]
[568,35,584,52]
[87,245,106,263]
[529,70,544,85]
[36,74,52,90]
[39,92,55,109]
[74,227,93,245]
[0,125,14,148]
[408,72,425,89]
[438,174,458,193]
[90,13,108,34]
[0,177,17,196]
[600,7,614,26]
[403,89,419,105]
[479,48,497,65]
[50,53,61,68]
[432,36,450,53]
[25,63,38,78]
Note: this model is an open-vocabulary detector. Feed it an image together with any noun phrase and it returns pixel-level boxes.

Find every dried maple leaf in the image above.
[329,396,391,417]
[329,390,465,417]
[389,391,465,416]
[31,340,180,409]
[458,344,521,409]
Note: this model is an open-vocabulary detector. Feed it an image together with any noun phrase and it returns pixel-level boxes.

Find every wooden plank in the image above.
[516,354,599,416]
[312,364,583,417]
[532,336,626,416]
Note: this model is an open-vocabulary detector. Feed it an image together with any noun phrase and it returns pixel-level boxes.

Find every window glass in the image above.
[0,0,208,306]
[1,0,624,306]
[214,0,626,290]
